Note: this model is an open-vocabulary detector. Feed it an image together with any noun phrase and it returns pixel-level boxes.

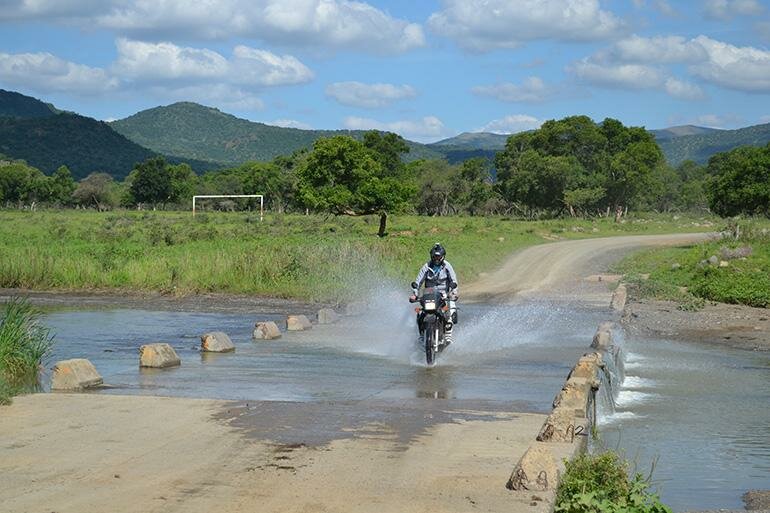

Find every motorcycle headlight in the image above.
[423,300,436,311]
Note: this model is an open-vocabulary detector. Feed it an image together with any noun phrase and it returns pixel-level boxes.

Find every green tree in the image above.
[0,162,47,205]
[49,165,76,205]
[167,163,198,206]
[73,172,118,210]
[130,156,171,207]
[297,136,414,236]
[707,143,770,216]
[362,130,410,177]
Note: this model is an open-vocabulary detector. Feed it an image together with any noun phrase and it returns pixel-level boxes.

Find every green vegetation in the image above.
[706,143,770,217]
[555,451,671,513]
[0,88,58,118]
[614,219,770,308]
[0,298,54,405]
[110,102,444,166]
[657,122,770,166]
[0,211,713,302]
[495,116,669,216]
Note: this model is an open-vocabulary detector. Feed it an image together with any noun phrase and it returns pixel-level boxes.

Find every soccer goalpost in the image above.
[192,194,264,221]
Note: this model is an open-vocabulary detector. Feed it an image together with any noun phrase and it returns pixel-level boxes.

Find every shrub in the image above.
[556,451,672,513]
[0,298,54,404]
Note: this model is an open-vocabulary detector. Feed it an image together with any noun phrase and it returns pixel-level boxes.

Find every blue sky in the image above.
[1,0,769,142]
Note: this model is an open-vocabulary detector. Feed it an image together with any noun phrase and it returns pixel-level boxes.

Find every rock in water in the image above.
[253,321,281,340]
[201,332,235,352]
[287,315,312,331]
[51,359,103,390]
[139,343,181,368]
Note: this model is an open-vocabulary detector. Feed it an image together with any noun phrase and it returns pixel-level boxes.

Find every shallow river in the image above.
[38,296,770,511]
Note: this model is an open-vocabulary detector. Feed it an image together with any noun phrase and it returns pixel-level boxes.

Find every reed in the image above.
[0,298,54,404]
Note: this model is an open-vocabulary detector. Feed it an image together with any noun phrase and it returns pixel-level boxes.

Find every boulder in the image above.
[201,332,235,353]
[708,255,719,266]
[506,444,559,491]
[253,321,281,340]
[610,284,627,312]
[719,260,729,268]
[287,315,312,331]
[51,359,103,390]
[317,308,340,325]
[139,343,181,368]
[591,322,614,350]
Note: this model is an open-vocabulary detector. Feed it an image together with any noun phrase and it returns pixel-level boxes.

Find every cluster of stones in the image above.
[506,322,617,496]
[51,305,355,390]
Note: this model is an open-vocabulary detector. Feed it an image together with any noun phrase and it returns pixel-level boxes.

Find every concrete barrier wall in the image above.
[506,321,620,510]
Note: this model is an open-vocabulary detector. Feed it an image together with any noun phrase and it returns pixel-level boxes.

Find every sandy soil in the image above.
[0,394,562,513]
[0,232,716,513]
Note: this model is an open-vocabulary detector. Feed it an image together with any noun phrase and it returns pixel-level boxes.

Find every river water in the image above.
[597,333,770,511]
[37,295,770,511]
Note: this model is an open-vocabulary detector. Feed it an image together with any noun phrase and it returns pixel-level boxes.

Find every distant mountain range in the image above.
[1,88,769,179]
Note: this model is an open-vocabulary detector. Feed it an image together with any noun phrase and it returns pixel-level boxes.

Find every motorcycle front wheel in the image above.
[424,316,436,366]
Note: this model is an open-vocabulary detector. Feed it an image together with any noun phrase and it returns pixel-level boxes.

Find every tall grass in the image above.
[0,298,54,405]
[0,210,718,302]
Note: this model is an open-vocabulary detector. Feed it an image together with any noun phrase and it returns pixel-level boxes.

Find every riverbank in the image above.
[622,298,770,352]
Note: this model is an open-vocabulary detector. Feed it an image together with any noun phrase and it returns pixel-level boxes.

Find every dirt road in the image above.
[464,232,712,304]
[0,233,708,513]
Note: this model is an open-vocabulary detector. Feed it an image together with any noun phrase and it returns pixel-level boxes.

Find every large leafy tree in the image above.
[0,161,48,205]
[73,172,118,211]
[495,116,665,216]
[297,135,414,236]
[707,143,770,216]
[129,156,172,207]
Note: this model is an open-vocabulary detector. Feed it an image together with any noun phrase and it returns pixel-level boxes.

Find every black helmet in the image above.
[430,243,445,264]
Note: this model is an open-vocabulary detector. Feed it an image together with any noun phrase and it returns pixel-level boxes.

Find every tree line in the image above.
[2,116,768,232]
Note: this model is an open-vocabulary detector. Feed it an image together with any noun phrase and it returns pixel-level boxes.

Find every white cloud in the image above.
[758,115,770,123]
[0,0,425,55]
[703,0,764,20]
[664,78,706,100]
[687,113,744,128]
[231,46,313,86]
[655,0,677,16]
[605,35,707,64]
[147,83,265,111]
[0,51,118,94]
[269,119,312,129]
[113,39,313,86]
[428,0,623,51]
[689,36,770,92]
[325,82,417,108]
[342,115,447,142]
[478,115,542,134]
[570,60,665,89]
[471,77,555,103]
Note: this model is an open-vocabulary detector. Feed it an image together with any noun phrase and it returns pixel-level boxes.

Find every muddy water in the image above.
[40,299,605,407]
[598,335,770,511]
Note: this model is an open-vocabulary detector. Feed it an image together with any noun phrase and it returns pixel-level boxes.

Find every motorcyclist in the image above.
[409,243,458,346]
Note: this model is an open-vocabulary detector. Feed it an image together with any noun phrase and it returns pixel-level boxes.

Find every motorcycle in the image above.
[410,281,456,366]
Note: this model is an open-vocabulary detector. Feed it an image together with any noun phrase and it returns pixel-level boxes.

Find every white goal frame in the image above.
[192,194,263,220]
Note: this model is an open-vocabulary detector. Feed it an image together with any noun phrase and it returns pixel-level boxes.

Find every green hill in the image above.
[110,102,443,165]
[0,113,218,180]
[657,123,770,165]
[429,132,508,150]
[650,125,720,141]
[0,89,59,118]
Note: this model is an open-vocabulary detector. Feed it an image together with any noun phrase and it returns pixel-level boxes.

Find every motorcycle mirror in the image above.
[449,281,457,290]
[410,282,418,290]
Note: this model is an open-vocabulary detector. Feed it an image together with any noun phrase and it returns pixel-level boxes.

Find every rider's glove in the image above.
[409,294,417,303]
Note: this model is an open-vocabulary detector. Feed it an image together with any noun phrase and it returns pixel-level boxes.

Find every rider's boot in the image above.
[418,329,425,346]
[444,322,453,347]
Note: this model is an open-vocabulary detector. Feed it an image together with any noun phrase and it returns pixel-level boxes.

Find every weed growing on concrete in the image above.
[555,451,672,513]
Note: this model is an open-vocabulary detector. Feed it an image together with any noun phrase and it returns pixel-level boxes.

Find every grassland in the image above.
[613,219,770,308]
[0,210,718,303]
